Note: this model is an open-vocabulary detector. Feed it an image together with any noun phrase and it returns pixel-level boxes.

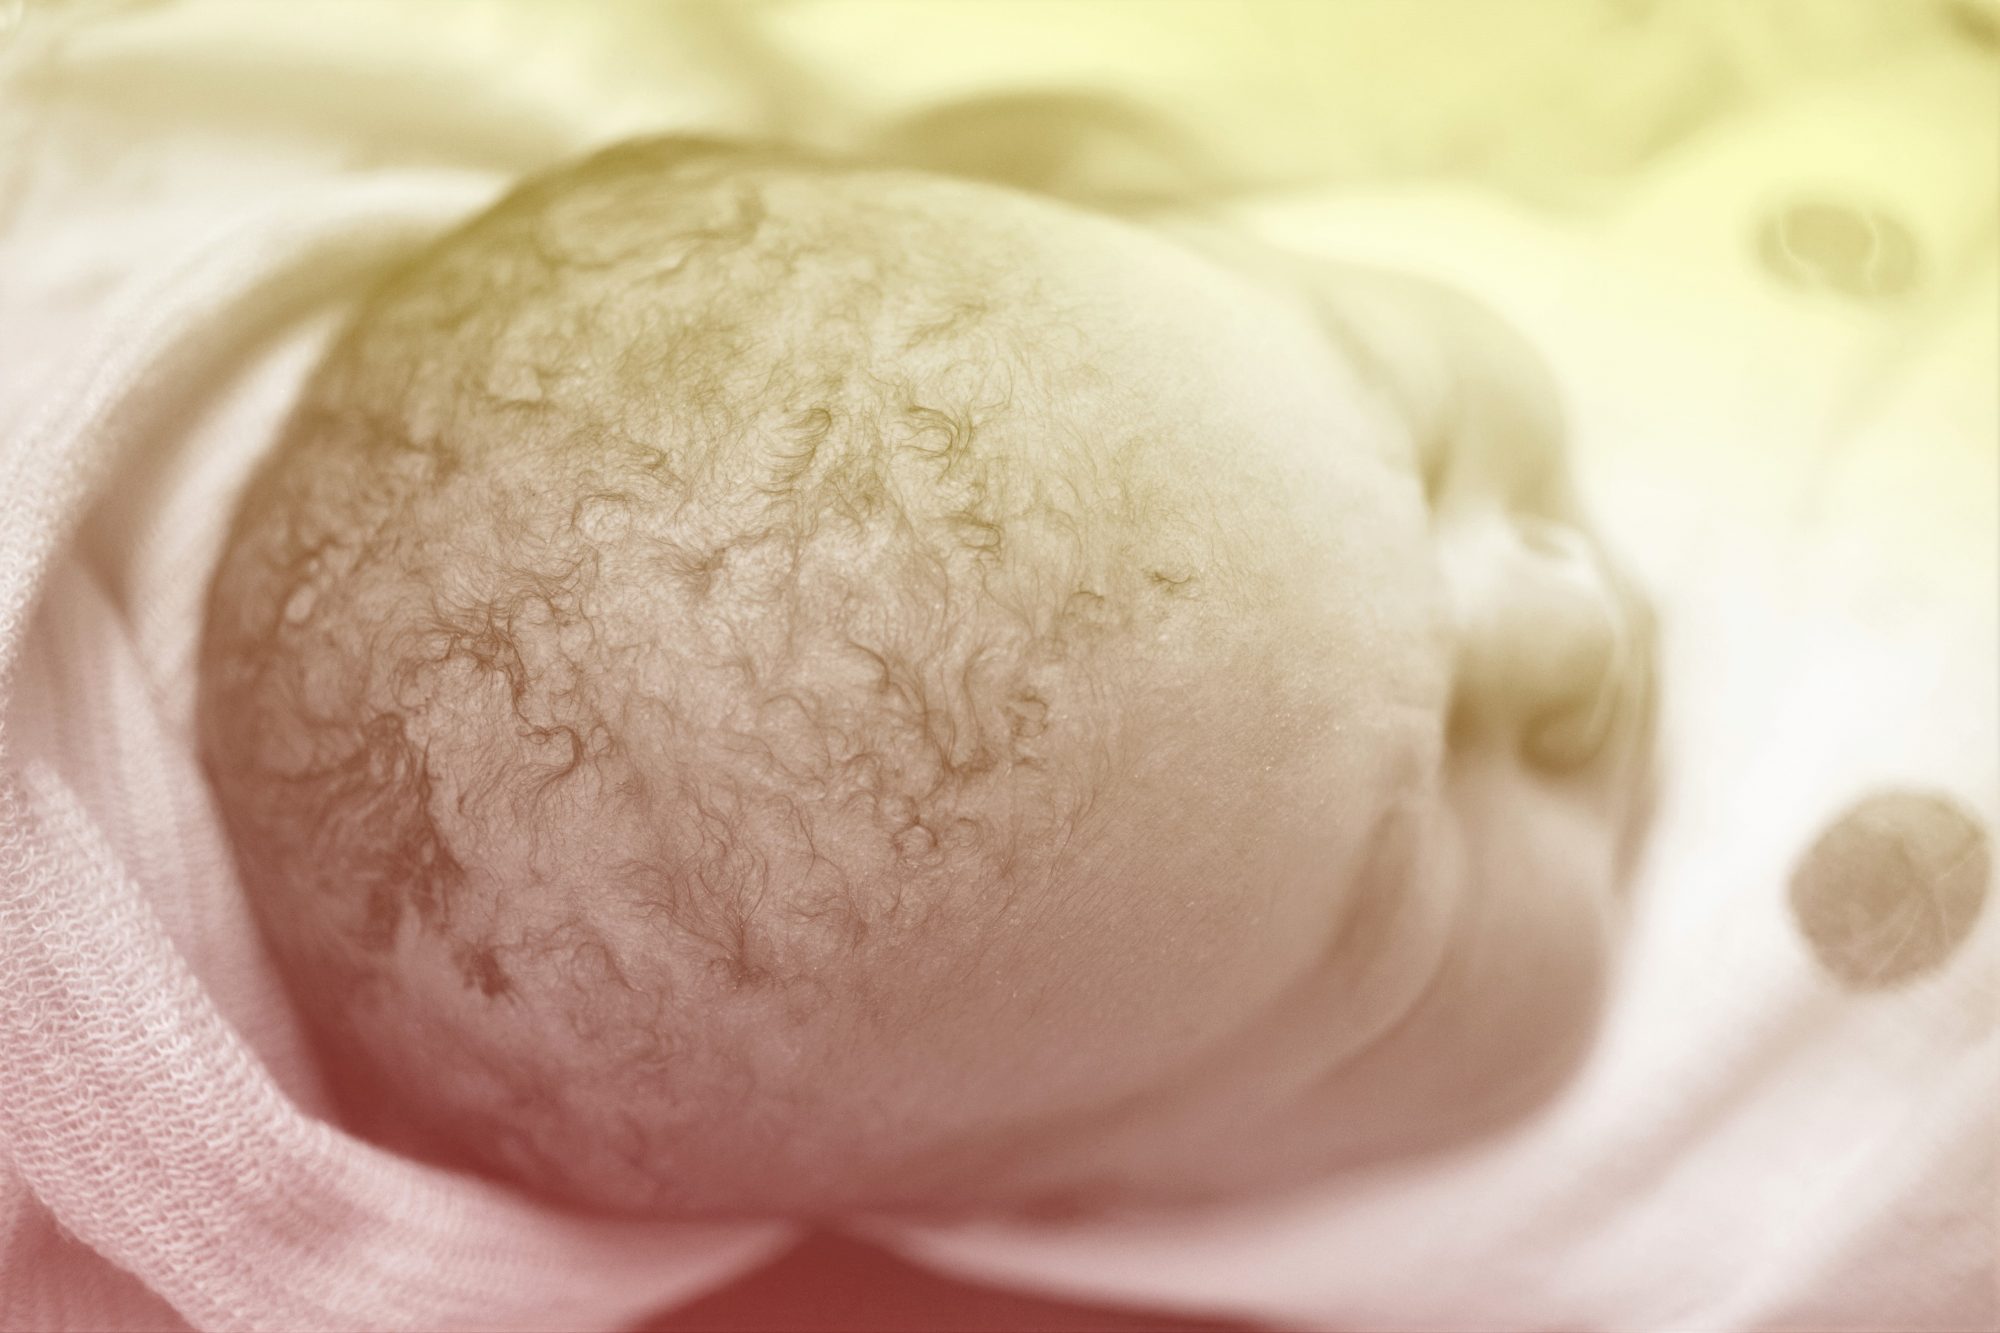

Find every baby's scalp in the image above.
[199,140,1363,1213]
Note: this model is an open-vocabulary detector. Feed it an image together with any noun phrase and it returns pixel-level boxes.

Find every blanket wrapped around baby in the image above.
[0,8,806,1330]
[3,4,1994,1331]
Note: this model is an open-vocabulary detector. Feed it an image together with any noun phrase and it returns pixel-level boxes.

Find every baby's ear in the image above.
[1289,260,1635,771]
[1437,503,1637,773]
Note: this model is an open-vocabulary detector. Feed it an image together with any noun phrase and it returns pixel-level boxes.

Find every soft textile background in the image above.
[2,4,1993,1329]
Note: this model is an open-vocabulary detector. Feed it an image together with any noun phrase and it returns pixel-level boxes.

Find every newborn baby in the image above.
[196,137,1655,1221]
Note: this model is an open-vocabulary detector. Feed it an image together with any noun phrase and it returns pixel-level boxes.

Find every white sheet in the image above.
[884,48,2000,1333]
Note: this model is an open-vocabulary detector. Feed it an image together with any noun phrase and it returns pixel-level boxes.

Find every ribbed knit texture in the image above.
[0,180,791,1331]
[0,6,800,1325]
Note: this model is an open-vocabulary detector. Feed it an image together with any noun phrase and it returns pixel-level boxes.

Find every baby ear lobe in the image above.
[1441,507,1628,772]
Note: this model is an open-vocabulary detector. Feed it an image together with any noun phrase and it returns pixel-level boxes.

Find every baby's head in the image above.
[199,139,1652,1218]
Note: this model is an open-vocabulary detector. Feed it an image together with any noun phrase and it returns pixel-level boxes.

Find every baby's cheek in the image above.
[1445,745,1622,1084]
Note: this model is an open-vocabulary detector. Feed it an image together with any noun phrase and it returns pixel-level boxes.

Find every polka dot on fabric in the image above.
[1756,197,1921,302]
[1789,790,1991,990]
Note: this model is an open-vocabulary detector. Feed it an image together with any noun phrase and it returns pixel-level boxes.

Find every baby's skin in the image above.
[197,139,1656,1220]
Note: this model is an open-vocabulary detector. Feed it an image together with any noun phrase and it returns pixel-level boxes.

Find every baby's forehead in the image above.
[227,157,1184,910]
[200,143,1433,1210]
